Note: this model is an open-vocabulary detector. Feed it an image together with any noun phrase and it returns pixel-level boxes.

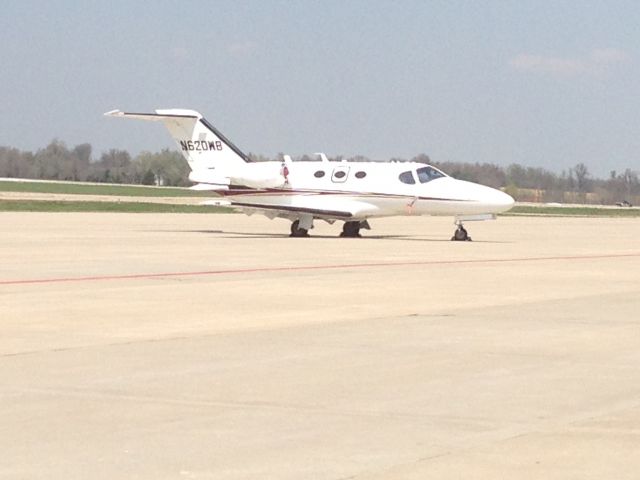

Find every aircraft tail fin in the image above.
[104,109,250,172]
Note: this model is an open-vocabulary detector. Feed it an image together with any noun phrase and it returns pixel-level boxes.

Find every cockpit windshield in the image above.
[416,166,445,183]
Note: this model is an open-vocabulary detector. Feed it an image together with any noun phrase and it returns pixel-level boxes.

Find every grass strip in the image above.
[0,181,209,197]
[506,205,640,217]
[0,200,231,213]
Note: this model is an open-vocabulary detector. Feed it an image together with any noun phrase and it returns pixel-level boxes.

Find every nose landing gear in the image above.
[451,223,472,241]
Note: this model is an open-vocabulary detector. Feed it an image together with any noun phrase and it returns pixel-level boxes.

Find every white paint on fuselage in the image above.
[221,161,514,220]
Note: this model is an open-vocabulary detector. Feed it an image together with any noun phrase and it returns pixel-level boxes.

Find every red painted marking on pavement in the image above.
[1,253,639,287]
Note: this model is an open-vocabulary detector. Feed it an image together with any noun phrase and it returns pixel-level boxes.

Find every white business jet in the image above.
[105,109,514,239]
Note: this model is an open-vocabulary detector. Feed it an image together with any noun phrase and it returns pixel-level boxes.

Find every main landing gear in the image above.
[340,221,362,238]
[290,220,310,237]
[340,220,370,238]
[289,219,370,238]
[451,222,472,241]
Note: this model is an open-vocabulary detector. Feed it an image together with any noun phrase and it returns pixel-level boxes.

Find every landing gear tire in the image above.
[451,224,471,241]
[290,220,309,237]
[340,221,362,238]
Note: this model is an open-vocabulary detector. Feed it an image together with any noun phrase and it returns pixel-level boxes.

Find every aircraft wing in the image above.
[229,202,355,219]
[226,196,380,221]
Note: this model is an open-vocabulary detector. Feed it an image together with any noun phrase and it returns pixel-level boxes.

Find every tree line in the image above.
[0,141,189,186]
[1,140,638,205]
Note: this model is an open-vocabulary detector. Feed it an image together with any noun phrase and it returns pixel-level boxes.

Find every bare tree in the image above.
[572,163,590,193]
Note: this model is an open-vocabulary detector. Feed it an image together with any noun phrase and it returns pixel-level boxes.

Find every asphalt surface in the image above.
[1,213,639,479]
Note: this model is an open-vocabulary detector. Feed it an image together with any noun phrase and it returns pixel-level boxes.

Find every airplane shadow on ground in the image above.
[149,230,511,243]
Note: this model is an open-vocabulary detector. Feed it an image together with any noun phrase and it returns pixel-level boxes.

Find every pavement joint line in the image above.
[4,386,498,425]
[4,292,633,359]
[1,252,639,287]
[342,397,640,479]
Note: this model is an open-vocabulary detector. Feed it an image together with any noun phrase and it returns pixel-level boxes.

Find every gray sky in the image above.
[1,0,638,177]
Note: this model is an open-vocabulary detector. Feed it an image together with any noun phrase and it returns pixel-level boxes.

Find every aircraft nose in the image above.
[497,189,515,207]
[446,179,515,213]
[488,187,515,212]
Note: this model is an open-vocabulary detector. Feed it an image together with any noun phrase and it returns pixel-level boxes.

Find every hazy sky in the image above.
[1,0,638,176]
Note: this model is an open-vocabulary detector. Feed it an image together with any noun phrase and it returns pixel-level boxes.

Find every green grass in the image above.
[0,200,231,213]
[0,180,209,197]
[506,205,640,217]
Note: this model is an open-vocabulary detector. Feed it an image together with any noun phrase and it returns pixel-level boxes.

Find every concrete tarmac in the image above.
[1,213,639,479]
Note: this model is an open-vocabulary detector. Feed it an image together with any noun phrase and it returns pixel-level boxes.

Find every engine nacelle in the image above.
[229,162,287,189]
[188,170,230,189]
[190,162,288,189]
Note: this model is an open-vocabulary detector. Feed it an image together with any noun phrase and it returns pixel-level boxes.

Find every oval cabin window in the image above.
[334,171,346,179]
[399,171,416,185]
[314,170,325,178]
[355,171,367,179]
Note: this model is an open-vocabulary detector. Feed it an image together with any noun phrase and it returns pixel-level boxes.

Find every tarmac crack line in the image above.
[2,252,640,286]
[1,288,637,359]
[334,397,640,480]
[4,386,498,427]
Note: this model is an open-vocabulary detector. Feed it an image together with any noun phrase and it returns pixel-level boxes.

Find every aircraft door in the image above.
[331,166,350,183]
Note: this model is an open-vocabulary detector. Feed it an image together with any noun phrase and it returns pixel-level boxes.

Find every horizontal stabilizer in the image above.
[104,109,201,121]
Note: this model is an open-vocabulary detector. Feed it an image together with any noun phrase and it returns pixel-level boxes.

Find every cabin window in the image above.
[334,170,346,179]
[399,171,416,184]
[314,170,325,178]
[416,166,445,183]
[355,171,367,179]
